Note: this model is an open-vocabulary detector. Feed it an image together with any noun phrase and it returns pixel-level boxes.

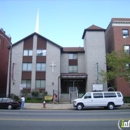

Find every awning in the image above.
[61,73,87,79]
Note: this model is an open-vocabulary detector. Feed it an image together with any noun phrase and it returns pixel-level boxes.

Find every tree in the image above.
[100,49,130,84]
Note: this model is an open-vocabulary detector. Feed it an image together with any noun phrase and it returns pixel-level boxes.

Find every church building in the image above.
[9,25,107,102]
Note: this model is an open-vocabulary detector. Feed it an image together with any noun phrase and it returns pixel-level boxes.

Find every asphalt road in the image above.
[0,109,129,130]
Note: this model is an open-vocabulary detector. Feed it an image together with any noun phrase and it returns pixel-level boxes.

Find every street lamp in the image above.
[0,34,12,97]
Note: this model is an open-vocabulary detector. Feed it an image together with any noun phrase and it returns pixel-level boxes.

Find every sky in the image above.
[0,0,130,47]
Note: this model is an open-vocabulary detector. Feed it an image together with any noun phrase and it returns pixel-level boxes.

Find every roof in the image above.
[112,18,130,22]
[62,47,84,53]
[82,24,106,39]
[12,32,62,49]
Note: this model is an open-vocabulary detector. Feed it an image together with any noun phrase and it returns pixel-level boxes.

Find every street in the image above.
[0,109,129,130]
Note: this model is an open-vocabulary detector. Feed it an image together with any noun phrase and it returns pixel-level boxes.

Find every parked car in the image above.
[0,98,21,109]
[73,91,124,110]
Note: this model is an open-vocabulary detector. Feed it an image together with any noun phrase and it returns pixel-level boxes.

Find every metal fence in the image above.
[69,87,78,103]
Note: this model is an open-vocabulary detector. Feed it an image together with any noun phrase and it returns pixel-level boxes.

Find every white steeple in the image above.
[35,9,39,33]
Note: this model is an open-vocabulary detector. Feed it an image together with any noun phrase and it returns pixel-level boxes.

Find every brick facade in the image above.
[105,18,130,96]
[0,29,11,97]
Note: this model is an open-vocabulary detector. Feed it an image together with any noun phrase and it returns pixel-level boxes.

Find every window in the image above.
[104,93,116,98]
[22,63,32,71]
[117,92,122,97]
[84,93,91,99]
[36,63,46,71]
[124,46,130,54]
[35,80,46,89]
[126,63,130,69]
[122,29,129,38]
[69,66,78,73]
[23,50,32,56]
[69,53,77,59]
[37,50,46,56]
[21,80,31,88]
[2,98,10,102]
[93,93,103,98]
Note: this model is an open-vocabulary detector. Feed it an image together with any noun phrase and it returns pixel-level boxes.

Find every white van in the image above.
[73,91,124,110]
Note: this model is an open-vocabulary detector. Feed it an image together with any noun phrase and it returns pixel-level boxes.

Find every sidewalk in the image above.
[24,103,130,110]
[25,103,74,110]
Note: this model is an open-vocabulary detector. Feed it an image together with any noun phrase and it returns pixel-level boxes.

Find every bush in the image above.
[10,93,21,102]
[124,97,130,103]
[31,89,39,97]
[26,97,43,103]
[43,91,48,96]
[42,90,48,100]
[21,89,28,97]
[25,97,52,103]
[10,93,16,99]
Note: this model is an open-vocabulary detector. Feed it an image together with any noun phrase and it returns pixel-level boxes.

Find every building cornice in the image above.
[112,21,130,26]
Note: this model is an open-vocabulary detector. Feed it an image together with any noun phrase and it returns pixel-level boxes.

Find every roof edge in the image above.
[12,32,62,49]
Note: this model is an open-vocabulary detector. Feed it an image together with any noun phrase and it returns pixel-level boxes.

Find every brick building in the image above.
[105,18,130,96]
[0,29,11,97]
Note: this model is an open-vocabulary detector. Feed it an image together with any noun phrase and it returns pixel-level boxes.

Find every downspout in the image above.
[58,76,60,102]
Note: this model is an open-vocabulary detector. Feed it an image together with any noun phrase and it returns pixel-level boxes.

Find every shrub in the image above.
[124,97,130,103]
[26,97,43,103]
[42,90,48,100]
[21,89,28,97]
[10,93,21,102]
[31,89,39,97]
[42,91,48,96]
[10,93,16,99]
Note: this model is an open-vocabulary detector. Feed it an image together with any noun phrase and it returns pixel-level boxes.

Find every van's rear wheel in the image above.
[107,103,114,110]
[76,104,83,110]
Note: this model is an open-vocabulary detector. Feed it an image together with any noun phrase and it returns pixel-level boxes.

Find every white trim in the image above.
[112,21,130,26]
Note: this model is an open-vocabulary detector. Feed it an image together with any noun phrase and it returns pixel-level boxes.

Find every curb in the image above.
[24,107,130,110]
[24,103,130,110]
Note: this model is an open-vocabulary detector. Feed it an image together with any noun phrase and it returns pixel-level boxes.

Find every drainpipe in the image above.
[58,76,60,102]
[96,63,99,84]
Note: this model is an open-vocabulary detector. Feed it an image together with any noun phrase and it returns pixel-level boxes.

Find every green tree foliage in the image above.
[100,49,130,83]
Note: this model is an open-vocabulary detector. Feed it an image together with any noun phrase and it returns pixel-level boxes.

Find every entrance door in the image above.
[61,79,86,102]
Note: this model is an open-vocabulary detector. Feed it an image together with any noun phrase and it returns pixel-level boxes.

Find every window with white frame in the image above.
[23,50,32,56]
[21,80,31,88]
[35,80,46,89]
[125,63,130,70]
[37,50,46,56]
[36,63,46,71]
[124,45,130,54]
[122,29,129,38]
[22,63,32,71]
[69,53,77,59]
[69,66,78,73]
